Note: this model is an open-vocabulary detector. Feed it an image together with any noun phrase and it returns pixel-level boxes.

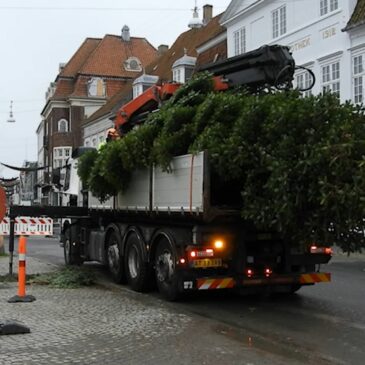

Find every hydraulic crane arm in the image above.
[114,45,297,136]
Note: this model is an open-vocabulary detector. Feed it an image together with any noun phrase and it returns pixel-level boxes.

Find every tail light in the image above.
[264,268,272,277]
[190,249,214,258]
[246,268,254,278]
[310,245,332,255]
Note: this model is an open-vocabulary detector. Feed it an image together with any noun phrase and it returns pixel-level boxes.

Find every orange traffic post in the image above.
[8,236,36,303]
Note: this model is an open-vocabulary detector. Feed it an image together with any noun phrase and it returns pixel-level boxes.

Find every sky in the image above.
[0,0,231,178]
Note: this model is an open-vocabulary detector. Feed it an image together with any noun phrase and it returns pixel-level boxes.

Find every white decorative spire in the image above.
[188,0,203,29]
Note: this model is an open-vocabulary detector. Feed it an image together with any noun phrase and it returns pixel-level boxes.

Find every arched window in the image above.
[58,119,68,133]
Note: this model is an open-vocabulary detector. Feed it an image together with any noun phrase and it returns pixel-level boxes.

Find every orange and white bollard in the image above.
[8,236,36,303]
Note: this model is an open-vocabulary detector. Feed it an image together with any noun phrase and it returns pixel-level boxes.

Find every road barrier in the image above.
[0,217,53,236]
[8,236,36,303]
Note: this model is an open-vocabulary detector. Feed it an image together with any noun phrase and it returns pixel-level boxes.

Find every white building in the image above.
[221,0,362,103]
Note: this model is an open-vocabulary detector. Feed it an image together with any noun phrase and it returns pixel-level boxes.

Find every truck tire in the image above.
[125,233,149,292]
[154,238,181,301]
[63,227,82,266]
[106,230,125,283]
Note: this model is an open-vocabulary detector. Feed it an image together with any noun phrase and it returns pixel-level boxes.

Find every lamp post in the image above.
[7,100,16,123]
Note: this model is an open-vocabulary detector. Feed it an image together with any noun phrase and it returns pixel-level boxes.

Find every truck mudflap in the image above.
[183,273,331,291]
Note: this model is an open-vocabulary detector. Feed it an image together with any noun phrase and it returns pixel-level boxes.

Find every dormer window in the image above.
[172,50,197,84]
[58,119,68,133]
[124,57,142,72]
[132,74,159,99]
[87,77,105,97]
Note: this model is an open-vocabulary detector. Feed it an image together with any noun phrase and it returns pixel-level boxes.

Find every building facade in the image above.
[83,5,227,150]
[221,0,360,102]
[37,28,158,205]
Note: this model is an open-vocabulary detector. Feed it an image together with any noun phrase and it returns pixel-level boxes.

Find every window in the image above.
[87,77,106,97]
[58,119,68,133]
[272,6,286,38]
[173,69,182,83]
[53,147,72,169]
[320,0,338,16]
[133,84,143,99]
[321,61,340,96]
[353,54,364,103]
[295,70,313,97]
[233,27,246,56]
[124,57,142,72]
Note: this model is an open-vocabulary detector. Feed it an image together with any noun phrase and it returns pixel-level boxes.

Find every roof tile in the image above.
[60,38,101,78]
[80,35,157,77]
[146,14,225,82]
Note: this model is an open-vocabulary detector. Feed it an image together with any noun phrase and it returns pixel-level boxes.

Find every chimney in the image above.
[158,44,169,56]
[203,4,213,25]
[121,25,130,42]
[59,63,66,73]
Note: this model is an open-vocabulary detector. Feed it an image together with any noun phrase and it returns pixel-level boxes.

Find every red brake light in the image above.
[189,249,214,258]
[310,246,332,255]
[325,247,332,255]
[265,268,272,277]
[246,268,254,278]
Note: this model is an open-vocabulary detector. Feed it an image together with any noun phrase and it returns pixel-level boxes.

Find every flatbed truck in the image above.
[8,45,331,300]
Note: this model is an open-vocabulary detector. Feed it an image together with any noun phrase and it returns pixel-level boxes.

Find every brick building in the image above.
[37,27,158,205]
[82,5,228,152]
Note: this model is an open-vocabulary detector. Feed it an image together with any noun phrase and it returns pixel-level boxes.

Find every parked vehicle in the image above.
[8,45,331,300]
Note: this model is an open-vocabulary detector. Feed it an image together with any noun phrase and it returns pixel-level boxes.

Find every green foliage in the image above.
[79,72,365,252]
[29,267,96,288]
[77,149,98,188]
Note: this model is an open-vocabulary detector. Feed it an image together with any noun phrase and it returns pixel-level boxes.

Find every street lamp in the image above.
[7,100,15,123]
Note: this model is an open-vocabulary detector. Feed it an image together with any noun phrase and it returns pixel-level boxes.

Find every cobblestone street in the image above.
[0,257,290,365]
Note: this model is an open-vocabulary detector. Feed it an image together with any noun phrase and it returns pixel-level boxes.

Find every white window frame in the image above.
[272,6,286,39]
[295,70,313,97]
[352,53,365,104]
[87,77,106,97]
[320,0,338,16]
[133,84,143,99]
[53,147,72,169]
[58,119,68,133]
[321,60,340,96]
[233,27,246,56]
[173,68,182,83]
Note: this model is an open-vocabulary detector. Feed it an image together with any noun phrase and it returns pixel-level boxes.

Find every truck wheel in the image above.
[63,227,82,266]
[125,233,149,292]
[154,238,180,301]
[106,230,125,283]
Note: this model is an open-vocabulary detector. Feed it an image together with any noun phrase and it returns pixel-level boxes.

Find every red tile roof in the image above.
[84,14,226,124]
[53,34,158,100]
[83,82,133,125]
[60,38,101,78]
[146,14,225,82]
[80,35,157,77]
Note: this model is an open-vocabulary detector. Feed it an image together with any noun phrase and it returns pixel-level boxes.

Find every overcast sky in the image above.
[0,0,231,178]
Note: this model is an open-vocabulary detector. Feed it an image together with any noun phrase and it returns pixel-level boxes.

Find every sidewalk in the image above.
[0,256,286,365]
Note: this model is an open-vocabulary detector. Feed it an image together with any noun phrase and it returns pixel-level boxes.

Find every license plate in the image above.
[192,258,222,268]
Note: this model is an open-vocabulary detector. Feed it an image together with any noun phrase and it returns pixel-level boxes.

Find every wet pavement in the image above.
[0,256,302,365]
[1,238,364,364]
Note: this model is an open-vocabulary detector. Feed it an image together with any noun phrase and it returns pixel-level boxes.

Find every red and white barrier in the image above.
[0,217,53,236]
